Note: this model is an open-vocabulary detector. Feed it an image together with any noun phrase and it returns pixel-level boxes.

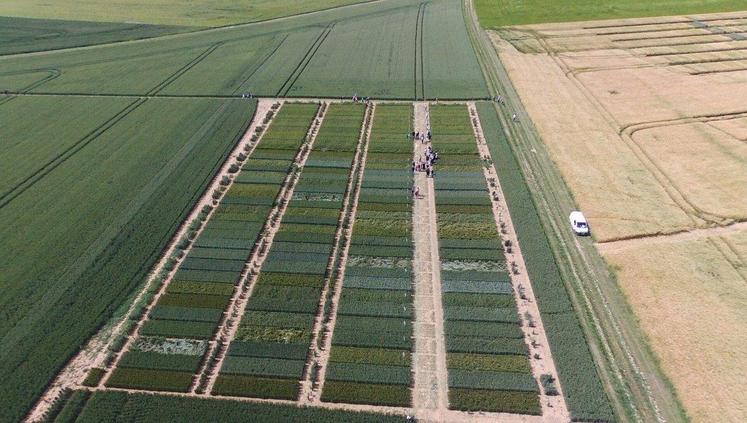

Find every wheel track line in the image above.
[276,23,335,98]
[230,34,289,96]
[300,102,373,403]
[95,100,279,391]
[0,96,146,209]
[201,102,326,395]
[0,42,220,209]
[413,3,423,100]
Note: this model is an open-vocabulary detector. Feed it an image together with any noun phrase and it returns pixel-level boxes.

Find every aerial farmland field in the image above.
[1,0,744,422]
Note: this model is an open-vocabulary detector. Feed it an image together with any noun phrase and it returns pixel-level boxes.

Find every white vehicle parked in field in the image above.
[569,211,589,236]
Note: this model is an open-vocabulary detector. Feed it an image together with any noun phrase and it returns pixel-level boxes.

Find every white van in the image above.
[569,211,589,236]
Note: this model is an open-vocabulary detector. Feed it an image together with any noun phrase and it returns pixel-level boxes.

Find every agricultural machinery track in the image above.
[413,3,427,100]
[276,23,335,98]
[0,68,60,106]
[0,43,223,210]
[463,0,688,421]
[304,103,375,404]
[200,102,326,395]
[230,34,289,96]
[596,220,747,253]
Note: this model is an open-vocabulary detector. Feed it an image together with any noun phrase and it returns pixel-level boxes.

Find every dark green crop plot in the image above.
[324,104,414,407]
[101,102,317,397]
[72,389,407,422]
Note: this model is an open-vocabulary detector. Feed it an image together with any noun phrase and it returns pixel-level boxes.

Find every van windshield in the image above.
[577,222,587,228]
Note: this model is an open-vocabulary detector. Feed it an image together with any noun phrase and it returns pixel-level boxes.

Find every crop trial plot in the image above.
[429,105,539,414]
[105,103,319,392]
[320,104,415,407]
[212,103,366,399]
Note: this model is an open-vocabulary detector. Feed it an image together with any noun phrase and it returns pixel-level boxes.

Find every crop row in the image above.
[106,103,319,393]
[213,103,366,400]
[321,104,414,408]
[430,105,539,415]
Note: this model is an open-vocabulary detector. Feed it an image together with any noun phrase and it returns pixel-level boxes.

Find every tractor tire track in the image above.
[230,34,289,96]
[413,3,426,100]
[0,43,221,209]
[276,24,335,98]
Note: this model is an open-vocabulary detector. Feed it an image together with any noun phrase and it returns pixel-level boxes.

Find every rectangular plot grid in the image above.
[430,105,540,415]
[105,103,319,393]
[211,103,366,400]
[320,104,415,407]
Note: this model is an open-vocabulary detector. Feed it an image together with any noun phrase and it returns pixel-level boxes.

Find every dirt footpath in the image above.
[411,102,449,417]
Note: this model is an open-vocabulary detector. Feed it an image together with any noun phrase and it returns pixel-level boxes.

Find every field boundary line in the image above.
[200,101,327,395]
[24,99,268,422]
[92,100,275,392]
[469,102,570,421]
[300,102,374,404]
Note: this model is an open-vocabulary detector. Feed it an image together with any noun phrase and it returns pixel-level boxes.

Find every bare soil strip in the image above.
[200,101,327,395]
[468,102,570,422]
[299,102,374,403]
[25,99,275,423]
[411,102,449,416]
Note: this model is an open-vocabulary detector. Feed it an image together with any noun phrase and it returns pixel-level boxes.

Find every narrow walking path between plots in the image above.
[411,102,449,418]
[468,102,570,422]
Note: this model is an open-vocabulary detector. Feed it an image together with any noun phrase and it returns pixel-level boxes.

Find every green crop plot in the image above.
[322,104,414,407]
[108,103,319,393]
[214,103,365,399]
[475,0,747,28]
[430,104,539,415]
[0,16,185,55]
[0,97,255,422]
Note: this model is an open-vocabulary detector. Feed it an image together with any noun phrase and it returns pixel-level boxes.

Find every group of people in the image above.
[411,147,438,176]
[410,130,432,144]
